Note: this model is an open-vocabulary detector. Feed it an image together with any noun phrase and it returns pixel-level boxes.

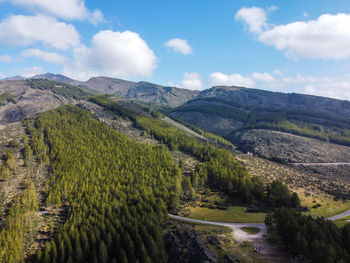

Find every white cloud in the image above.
[237,7,350,60]
[21,49,67,64]
[4,0,104,24]
[89,9,104,25]
[165,38,192,55]
[282,74,332,85]
[267,6,278,13]
[304,81,350,100]
[208,70,350,100]
[252,72,276,82]
[0,14,80,50]
[235,7,268,33]
[272,69,282,76]
[63,30,157,81]
[19,66,43,78]
[259,13,350,60]
[210,72,255,88]
[0,54,13,62]
[180,72,203,90]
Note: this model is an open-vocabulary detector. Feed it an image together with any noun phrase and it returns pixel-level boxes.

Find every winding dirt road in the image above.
[327,210,350,221]
[169,214,266,243]
[291,162,350,166]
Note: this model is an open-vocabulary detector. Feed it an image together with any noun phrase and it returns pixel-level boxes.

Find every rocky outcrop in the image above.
[164,222,217,263]
[233,129,350,163]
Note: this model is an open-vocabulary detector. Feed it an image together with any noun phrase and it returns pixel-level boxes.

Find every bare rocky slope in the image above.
[0,80,76,124]
[232,129,350,163]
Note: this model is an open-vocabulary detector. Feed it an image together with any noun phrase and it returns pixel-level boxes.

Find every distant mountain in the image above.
[1,73,199,107]
[82,76,199,106]
[3,75,25,81]
[30,73,80,85]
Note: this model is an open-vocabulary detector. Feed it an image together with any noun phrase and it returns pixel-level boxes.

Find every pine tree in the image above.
[98,241,108,263]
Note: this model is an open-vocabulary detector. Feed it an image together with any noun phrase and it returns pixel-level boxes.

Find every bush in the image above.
[8,140,20,148]
[0,166,11,180]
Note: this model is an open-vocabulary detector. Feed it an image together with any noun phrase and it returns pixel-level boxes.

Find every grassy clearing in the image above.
[186,205,266,223]
[180,192,266,223]
[240,227,260,234]
[297,190,350,218]
[334,216,350,228]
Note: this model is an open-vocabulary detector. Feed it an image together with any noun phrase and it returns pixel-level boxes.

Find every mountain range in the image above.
[2,72,350,166]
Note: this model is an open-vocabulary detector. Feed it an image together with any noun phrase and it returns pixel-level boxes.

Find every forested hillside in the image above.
[24,105,180,263]
[169,96,350,147]
[0,101,280,262]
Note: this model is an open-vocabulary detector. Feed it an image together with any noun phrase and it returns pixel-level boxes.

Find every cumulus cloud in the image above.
[21,49,67,64]
[209,71,350,100]
[272,69,282,76]
[259,13,350,59]
[282,74,332,85]
[210,72,255,88]
[236,7,350,60]
[63,30,157,81]
[304,81,350,100]
[180,72,203,90]
[252,72,276,82]
[19,66,43,78]
[3,0,104,24]
[235,7,268,33]
[0,14,80,50]
[0,54,13,62]
[165,38,192,55]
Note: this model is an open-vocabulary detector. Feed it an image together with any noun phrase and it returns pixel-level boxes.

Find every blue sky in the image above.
[0,0,350,100]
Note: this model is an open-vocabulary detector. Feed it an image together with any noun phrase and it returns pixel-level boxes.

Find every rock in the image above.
[223,254,240,263]
[207,236,220,246]
[164,222,217,263]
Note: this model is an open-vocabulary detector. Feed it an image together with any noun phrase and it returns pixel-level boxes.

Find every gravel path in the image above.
[291,162,350,166]
[169,214,294,262]
[327,210,350,221]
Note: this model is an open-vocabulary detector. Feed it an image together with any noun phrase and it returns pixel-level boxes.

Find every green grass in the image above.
[240,227,260,234]
[299,191,350,218]
[334,216,350,228]
[201,193,227,203]
[187,205,266,223]
[194,223,232,235]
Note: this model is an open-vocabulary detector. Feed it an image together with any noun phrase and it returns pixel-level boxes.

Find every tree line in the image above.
[0,179,38,262]
[266,207,350,263]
